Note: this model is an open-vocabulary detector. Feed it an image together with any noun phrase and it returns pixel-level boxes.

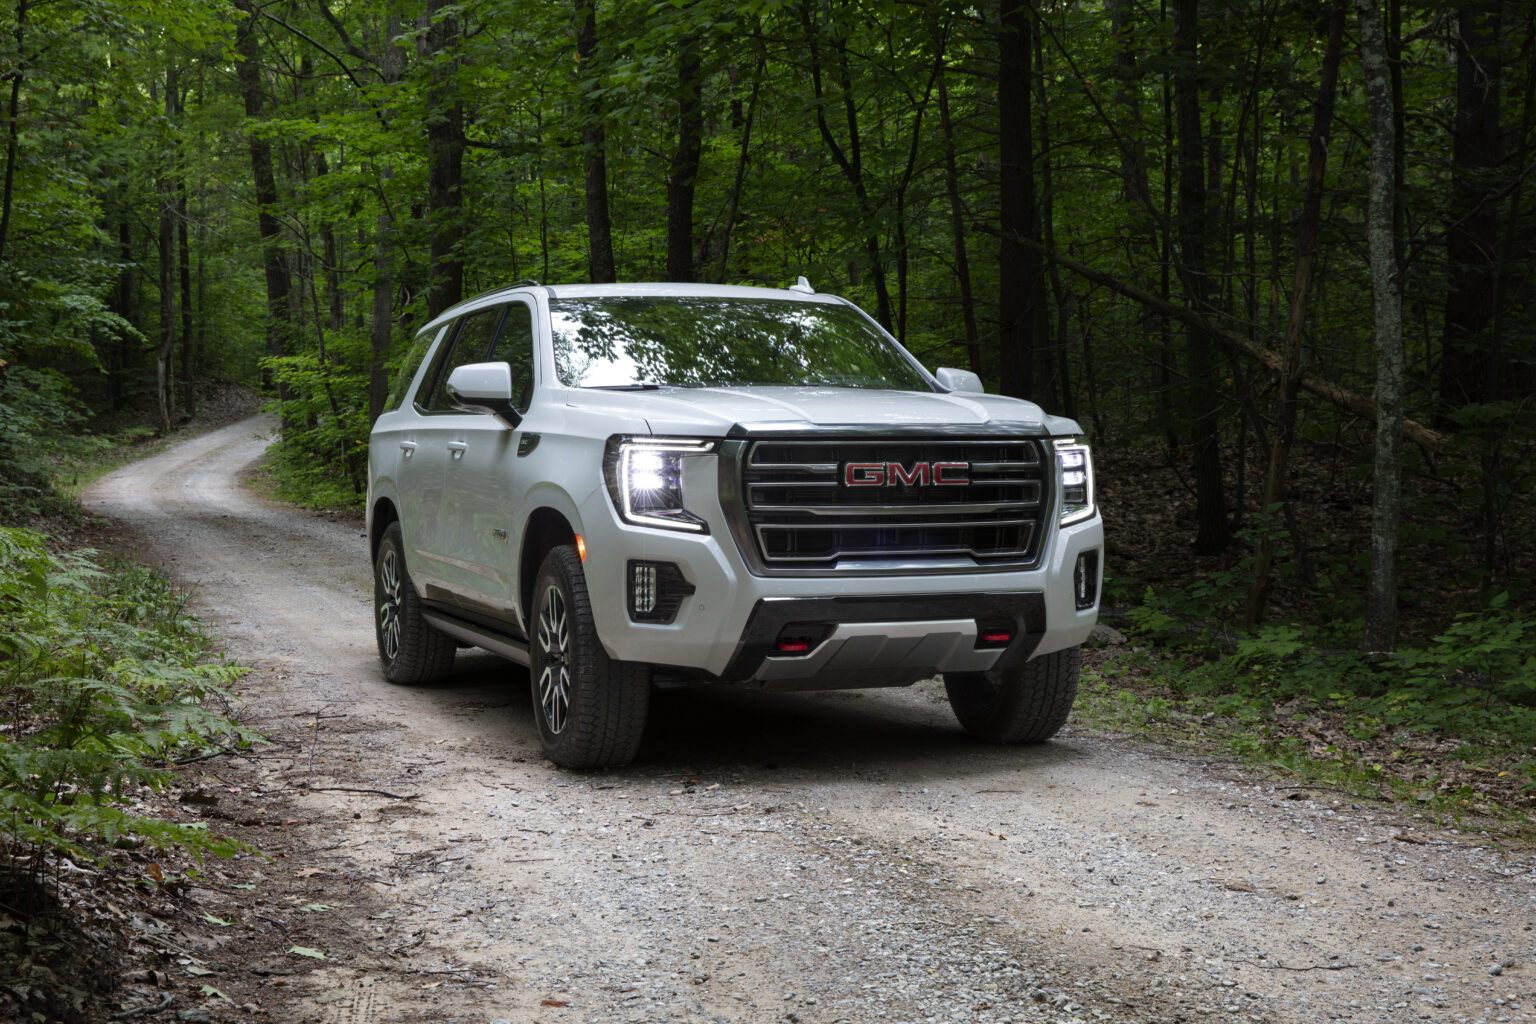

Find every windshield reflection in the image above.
[549,297,931,391]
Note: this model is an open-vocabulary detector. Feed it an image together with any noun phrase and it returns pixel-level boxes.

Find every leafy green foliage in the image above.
[260,351,368,509]
[0,365,91,523]
[0,527,259,887]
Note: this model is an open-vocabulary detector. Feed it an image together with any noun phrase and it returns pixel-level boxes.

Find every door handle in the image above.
[447,441,468,459]
[399,441,417,458]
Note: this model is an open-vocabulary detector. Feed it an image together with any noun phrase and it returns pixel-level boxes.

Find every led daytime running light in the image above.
[610,438,716,533]
[1056,439,1096,526]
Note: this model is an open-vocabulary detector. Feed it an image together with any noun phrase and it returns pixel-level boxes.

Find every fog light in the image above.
[627,561,695,623]
[1074,550,1100,610]
[632,563,657,615]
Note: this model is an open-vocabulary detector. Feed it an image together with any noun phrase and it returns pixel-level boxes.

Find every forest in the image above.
[0,0,1531,660]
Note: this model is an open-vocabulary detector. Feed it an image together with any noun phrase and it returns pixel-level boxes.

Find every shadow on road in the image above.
[394,647,1089,787]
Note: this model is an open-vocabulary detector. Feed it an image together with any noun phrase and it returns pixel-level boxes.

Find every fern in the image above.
[1,525,260,889]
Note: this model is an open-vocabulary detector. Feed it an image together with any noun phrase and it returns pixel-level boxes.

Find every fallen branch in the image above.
[977,228,1446,453]
[1232,958,1359,971]
[110,993,174,1020]
[297,785,419,800]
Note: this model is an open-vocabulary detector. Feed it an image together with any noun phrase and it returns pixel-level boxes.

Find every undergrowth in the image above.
[1082,540,1536,835]
[0,526,260,906]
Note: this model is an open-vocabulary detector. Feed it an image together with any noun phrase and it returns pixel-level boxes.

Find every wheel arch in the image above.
[520,506,578,621]
[370,497,400,560]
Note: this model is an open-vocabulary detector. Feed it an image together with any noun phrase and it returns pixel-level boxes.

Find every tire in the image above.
[530,546,650,769]
[374,522,456,684]
[944,645,1080,744]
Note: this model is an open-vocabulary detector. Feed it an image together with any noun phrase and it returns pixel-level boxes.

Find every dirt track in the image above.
[83,415,1536,1024]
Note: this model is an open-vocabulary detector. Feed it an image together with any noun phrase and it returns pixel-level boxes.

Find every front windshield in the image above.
[549,296,932,391]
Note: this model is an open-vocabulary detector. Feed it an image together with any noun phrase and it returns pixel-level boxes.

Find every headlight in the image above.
[605,437,716,532]
[1055,439,1095,525]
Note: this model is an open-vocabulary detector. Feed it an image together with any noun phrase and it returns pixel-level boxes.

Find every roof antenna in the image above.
[788,276,815,294]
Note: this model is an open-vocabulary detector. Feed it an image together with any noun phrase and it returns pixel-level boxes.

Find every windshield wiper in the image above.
[588,383,664,391]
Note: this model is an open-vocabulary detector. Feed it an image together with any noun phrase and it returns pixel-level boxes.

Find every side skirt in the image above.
[421,609,532,667]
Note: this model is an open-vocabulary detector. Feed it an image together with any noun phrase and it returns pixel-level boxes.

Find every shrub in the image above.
[0,527,260,896]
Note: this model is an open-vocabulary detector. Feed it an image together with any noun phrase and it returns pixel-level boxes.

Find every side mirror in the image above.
[446,362,522,428]
[934,367,986,394]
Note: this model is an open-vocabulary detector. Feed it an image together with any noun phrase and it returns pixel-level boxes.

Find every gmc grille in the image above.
[740,437,1048,567]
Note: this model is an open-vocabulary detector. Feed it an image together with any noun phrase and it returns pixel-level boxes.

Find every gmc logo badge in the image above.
[843,461,970,486]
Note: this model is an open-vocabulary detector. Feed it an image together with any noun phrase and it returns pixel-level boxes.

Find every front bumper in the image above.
[579,462,1103,683]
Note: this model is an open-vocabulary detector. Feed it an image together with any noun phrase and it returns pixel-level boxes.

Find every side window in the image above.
[423,306,507,412]
[488,301,535,412]
[385,328,439,412]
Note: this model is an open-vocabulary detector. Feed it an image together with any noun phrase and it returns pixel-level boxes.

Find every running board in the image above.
[422,610,532,667]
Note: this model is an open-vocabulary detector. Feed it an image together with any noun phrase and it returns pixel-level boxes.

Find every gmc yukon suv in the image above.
[366,281,1103,768]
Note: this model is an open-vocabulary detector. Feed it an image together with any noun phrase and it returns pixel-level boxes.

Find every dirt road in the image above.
[84,415,1536,1024]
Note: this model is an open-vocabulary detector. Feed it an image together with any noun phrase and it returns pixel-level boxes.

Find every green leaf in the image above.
[288,946,326,959]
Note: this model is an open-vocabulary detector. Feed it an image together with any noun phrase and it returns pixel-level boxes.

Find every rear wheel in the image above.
[944,646,1080,743]
[530,546,649,768]
[374,522,456,684]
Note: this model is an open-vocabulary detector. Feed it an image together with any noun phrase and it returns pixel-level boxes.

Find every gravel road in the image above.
[83,415,1536,1024]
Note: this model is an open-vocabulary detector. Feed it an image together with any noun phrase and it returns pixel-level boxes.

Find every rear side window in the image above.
[421,305,508,412]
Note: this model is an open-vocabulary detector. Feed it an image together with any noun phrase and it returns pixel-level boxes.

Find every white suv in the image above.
[367,281,1102,768]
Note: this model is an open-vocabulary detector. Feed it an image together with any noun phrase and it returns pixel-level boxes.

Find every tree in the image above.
[1360,0,1403,653]
[573,0,616,283]
[997,0,1045,399]
[1172,0,1228,555]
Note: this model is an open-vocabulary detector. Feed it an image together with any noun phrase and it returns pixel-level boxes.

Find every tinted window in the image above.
[422,306,507,411]
[386,329,439,412]
[549,297,931,391]
[488,302,535,412]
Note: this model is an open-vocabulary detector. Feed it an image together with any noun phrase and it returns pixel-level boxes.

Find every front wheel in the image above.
[944,646,1080,743]
[530,546,649,769]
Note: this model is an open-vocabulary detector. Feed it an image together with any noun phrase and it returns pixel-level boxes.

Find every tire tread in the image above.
[944,646,1080,744]
[534,547,648,768]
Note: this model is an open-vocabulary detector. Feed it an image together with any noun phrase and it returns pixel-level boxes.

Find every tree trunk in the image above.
[0,0,25,266]
[574,0,616,283]
[234,0,291,405]
[713,52,763,283]
[370,8,405,424]
[998,0,1046,400]
[1359,0,1404,654]
[1439,0,1503,412]
[177,181,194,418]
[666,37,703,282]
[1242,0,1345,626]
[424,0,464,318]
[1172,0,1228,554]
[934,32,980,374]
[801,1,893,329]
[156,66,177,435]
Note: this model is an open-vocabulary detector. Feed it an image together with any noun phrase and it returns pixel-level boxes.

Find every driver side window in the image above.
[488,302,535,412]
[422,306,507,412]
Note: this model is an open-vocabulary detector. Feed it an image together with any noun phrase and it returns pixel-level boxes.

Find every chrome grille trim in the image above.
[733,435,1050,570]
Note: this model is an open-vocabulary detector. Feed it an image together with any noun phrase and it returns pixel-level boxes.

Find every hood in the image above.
[561,385,1081,436]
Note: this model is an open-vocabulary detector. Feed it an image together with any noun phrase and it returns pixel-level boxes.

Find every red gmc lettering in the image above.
[844,462,886,486]
[843,461,972,486]
[933,462,969,485]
